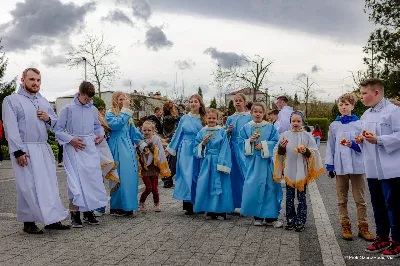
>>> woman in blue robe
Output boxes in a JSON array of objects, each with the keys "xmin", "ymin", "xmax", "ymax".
[
  {"xmin": 239, "ymin": 103, "xmax": 282, "ymax": 227},
  {"xmin": 194, "ymin": 109, "xmax": 233, "ymax": 219},
  {"xmin": 226, "ymin": 93, "xmax": 252, "ymax": 210},
  {"xmin": 166, "ymin": 94, "xmax": 205, "ymax": 214},
  {"xmin": 105, "ymin": 92, "xmax": 144, "ymax": 216}
]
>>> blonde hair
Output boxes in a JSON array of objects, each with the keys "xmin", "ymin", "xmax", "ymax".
[
  {"xmin": 111, "ymin": 91, "xmax": 133, "ymax": 125},
  {"xmin": 206, "ymin": 108, "xmax": 220, "ymax": 119},
  {"xmin": 190, "ymin": 94, "xmax": 207, "ymax": 126},
  {"xmin": 98, "ymin": 112, "xmax": 111, "ymax": 134},
  {"xmin": 251, "ymin": 102, "xmax": 268, "ymax": 120},
  {"xmin": 338, "ymin": 93, "xmax": 356, "ymax": 105},
  {"xmin": 234, "ymin": 93, "xmax": 247, "ymax": 103},
  {"xmin": 142, "ymin": 120, "xmax": 156, "ymax": 132},
  {"xmin": 389, "ymin": 99, "xmax": 400, "ymax": 107}
]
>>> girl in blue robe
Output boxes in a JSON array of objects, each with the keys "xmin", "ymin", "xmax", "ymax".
[
  {"xmin": 194, "ymin": 109, "xmax": 233, "ymax": 219},
  {"xmin": 239, "ymin": 103, "xmax": 282, "ymax": 227},
  {"xmin": 166, "ymin": 94, "xmax": 205, "ymax": 214},
  {"xmin": 226, "ymin": 93, "xmax": 253, "ymax": 210},
  {"xmin": 105, "ymin": 92, "xmax": 145, "ymax": 216}
]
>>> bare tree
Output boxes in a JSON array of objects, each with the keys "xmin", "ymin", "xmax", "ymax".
[
  {"xmin": 213, "ymin": 55, "xmax": 273, "ymax": 102},
  {"xmin": 66, "ymin": 32, "xmax": 119, "ymax": 99},
  {"xmin": 293, "ymin": 76, "xmax": 316, "ymax": 118}
]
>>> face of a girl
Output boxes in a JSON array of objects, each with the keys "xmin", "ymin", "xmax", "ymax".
[
  {"xmin": 234, "ymin": 95, "xmax": 245, "ymax": 109},
  {"xmin": 291, "ymin": 114, "xmax": 303, "ymax": 131},
  {"xmin": 206, "ymin": 112, "xmax": 218, "ymax": 127},
  {"xmin": 117, "ymin": 94, "xmax": 126, "ymax": 108},
  {"xmin": 190, "ymin": 97, "xmax": 200, "ymax": 112},
  {"xmin": 142, "ymin": 124, "xmax": 154, "ymax": 139},
  {"xmin": 251, "ymin": 106, "xmax": 265, "ymax": 123}
]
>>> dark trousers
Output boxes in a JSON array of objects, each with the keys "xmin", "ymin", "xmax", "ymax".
[
  {"xmin": 0, "ymin": 138, "xmax": 3, "ymax": 161},
  {"xmin": 286, "ymin": 185, "xmax": 307, "ymax": 225},
  {"xmin": 368, "ymin": 178, "xmax": 400, "ymax": 242},
  {"xmin": 58, "ymin": 144, "xmax": 63, "ymax": 164},
  {"xmin": 140, "ymin": 176, "xmax": 160, "ymax": 204}
]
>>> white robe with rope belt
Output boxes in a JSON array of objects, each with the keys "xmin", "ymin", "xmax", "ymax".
[{"xmin": 2, "ymin": 86, "xmax": 68, "ymax": 224}]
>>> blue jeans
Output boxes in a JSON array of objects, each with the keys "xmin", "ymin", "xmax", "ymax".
[
  {"xmin": 314, "ymin": 136, "xmax": 321, "ymax": 149},
  {"xmin": 286, "ymin": 185, "xmax": 307, "ymax": 225},
  {"xmin": 367, "ymin": 178, "xmax": 400, "ymax": 242}
]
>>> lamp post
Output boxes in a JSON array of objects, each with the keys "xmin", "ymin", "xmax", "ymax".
[{"xmin": 82, "ymin": 57, "xmax": 87, "ymax": 81}]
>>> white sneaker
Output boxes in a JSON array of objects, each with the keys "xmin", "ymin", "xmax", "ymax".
[
  {"xmin": 271, "ymin": 220, "xmax": 283, "ymax": 228},
  {"xmin": 58, "ymin": 162, "xmax": 63, "ymax": 167},
  {"xmin": 92, "ymin": 211, "xmax": 104, "ymax": 217},
  {"xmin": 253, "ymin": 220, "xmax": 264, "ymax": 226}
]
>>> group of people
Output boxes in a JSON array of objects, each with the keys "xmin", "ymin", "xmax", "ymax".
[{"xmin": 2, "ymin": 67, "xmax": 400, "ymax": 258}]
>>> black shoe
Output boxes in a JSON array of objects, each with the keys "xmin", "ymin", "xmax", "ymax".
[
  {"xmin": 83, "ymin": 211, "xmax": 99, "ymax": 225},
  {"xmin": 206, "ymin": 212, "xmax": 217, "ymax": 219},
  {"xmin": 185, "ymin": 211, "xmax": 194, "ymax": 215},
  {"xmin": 44, "ymin": 221, "xmax": 71, "ymax": 230},
  {"xmin": 70, "ymin": 211, "xmax": 83, "ymax": 228},
  {"xmin": 23, "ymin": 222, "xmax": 44, "ymax": 234},
  {"xmin": 121, "ymin": 210, "xmax": 133, "ymax": 217},
  {"xmin": 285, "ymin": 222, "xmax": 295, "ymax": 230},
  {"xmin": 218, "ymin": 213, "xmax": 227, "ymax": 220},
  {"xmin": 295, "ymin": 224, "xmax": 305, "ymax": 232},
  {"xmin": 110, "ymin": 209, "xmax": 124, "ymax": 216}
]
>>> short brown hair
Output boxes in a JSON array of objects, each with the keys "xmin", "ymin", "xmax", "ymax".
[
  {"xmin": 154, "ymin": 107, "xmax": 161, "ymax": 113},
  {"xmin": 338, "ymin": 93, "xmax": 356, "ymax": 105},
  {"xmin": 389, "ymin": 99, "xmax": 400, "ymax": 107},
  {"xmin": 268, "ymin": 109, "xmax": 279, "ymax": 115},
  {"xmin": 22, "ymin": 68, "xmax": 40, "ymax": 78},
  {"xmin": 79, "ymin": 81, "xmax": 96, "ymax": 97},
  {"xmin": 277, "ymin": 95, "xmax": 288, "ymax": 103},
  {"xmin": 360, "ymin": 78, "xmax": 384, "ymax": 93}
]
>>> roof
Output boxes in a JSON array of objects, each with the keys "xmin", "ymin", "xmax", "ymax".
[{"xmin": 227, "ymin": 88, "xmax": 265, "ymax": 95}]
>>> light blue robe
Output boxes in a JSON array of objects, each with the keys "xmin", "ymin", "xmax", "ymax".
[
  {"xmin": 54, "ymin": 94, "xmax": 108, "ymax": 212},
  {"xmin": 239, "ymin": 121, "xmax": 282, "ymax": 218},
  {"xmin": 193, "ymin": 126, "xmax": 233, "ymax": 213},
  {"xmin": 166, "ymin": 113, "xmax": 203, "ymax": 202},
  {"xmin": 106, "ymin": 107, "xmax": 144, "ymax": 211},
  {"xmin": 225, "ymin": 112, "xmax": 252, "ymax": 208}
]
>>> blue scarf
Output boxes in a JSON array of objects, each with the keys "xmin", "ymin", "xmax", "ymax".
[{"xmin": 335, "ymin": 114, "xmax": 359, "ymax": 124}]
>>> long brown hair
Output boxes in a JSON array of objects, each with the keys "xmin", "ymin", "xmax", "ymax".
[
  {"xmin": 190, "ymin": 94, "xmax": 206, "ymax": 126},
  {"xmin": 111, "ymin": 91, "xmax": 133, "ymax": 125},
  {"xmin": 98, "ymin": 112, "xmax": 111, "ymax": 134},
  {"xmin": 163, "ymin": 101, "xmax": 177, "ymax": 116}
]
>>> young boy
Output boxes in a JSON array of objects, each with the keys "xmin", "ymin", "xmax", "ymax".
[
  {"xmin": 325, "ymin": 93, "xmax": 374, "ymax": 241},
  {"xmin": 358, "ymin": 78, "xmax": 400, "ymax": 258},
  {"xmin": 268, "ymin": 109, "xmax": 279, "ymax": 128},
  {"xmin": 54, "ymin": 81, "xmax": 108, "ymax": 228}
]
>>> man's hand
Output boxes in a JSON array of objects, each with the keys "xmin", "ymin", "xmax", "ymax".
[
  {"xmin": 70, "ymin": 138, "xmax": 86, "ymax": 152},
  {"xmin": 365, "ymin": 133, "xmax": 378, "ymax": 144},
  {"xmin": 202, "ymin": 134, "xmax": 211, "ymax": 146},
  {"xmin": 95, "ymin": 135, "xmax": 104, "ymax": 146},
  {"xmin": 255, "ymin": 143, "xmax": 262, "ymax": 151},
  {"xmin": 37, "ymin": 110, "xmax": 50, "ymax": 122},
  {"xmin": 226, "ymin": 124, "xmax": 234, "ymax": 133},
  {"xmin": 17, "ymin": 153, "xmax": 30, "ymax": 167}
]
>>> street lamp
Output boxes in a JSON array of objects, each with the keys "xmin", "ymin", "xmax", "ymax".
[{"xmin": 82, "ymin": 57, "xmax": 87, "ymax": 81}]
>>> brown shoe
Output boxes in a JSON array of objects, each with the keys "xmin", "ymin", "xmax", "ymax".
[
  {"xmin": 358, "ymin": 221, "xmax": 374, "ymax": 242},
  {"xmin": 23, "ymin": 222, "xmax": 44, "ymax": 234},
  {"xmin": 341, "ymin": 221, "xmax": 353, "ymax": 240}
]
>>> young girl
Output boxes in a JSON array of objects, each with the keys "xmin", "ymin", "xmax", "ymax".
[
  {"xmin": 239, "ymin": 103, "xmax": 281, "ymax": 227},
  {"xmin": 105, "ymin": 92, "xmax": 144, "ymax": 216},
  {"xmin": 225, "ymin": 93, "xmax": 252, "ymax": 211},
  {"xmin": 94, "ymin": 110, "xmax": 120, "ymax": 217},
  {"xmin": 166, "ymin": 94, "xmax": 205, "ymax": 215},
  {"xmin": 194, "ymin": 109, "xmax": 233, "ymax": 219},
  {"xmin": 274, "ymin": 111, "xmax": 324, "ymax": 232},
  {"xmin": 312, "ymin": 124, "xmax": 323, "ymax": 149},
  {"xmin": 137, "ymin": 121, "xmax": 171, "ymax": 212}
]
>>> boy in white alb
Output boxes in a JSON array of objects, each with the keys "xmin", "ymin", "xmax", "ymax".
[{"xmin": 357, "ymin": 78, "xmax": 400, "ymax": 258}]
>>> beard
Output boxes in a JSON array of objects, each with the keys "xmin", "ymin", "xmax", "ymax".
[{"xmin": 24, "ymin": 83, "xmax": 40, "ymax": 94}]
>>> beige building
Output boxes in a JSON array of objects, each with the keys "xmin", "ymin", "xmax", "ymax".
[
  {"xmin": 225, "ymin": 88, "xmax": 271, "ymax": 108},
  {"xmin": 55, "ymin": 90, "xmax": 167, "ymax": 119}
]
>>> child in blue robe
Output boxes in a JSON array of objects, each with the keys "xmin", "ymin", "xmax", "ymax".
[
  {"xmin": 239, "ymin": 103, "xmax": 281, "ymax": 227},
  {"xmin": 225, "ymin": 93, "xmax": 252, "ymax": 211},
  {"xmin": 166, "ymin": 94, "xmax": 205, "ymax": 214},
  {"xmin": 194, "ymin": 108, "xmax": 233, "ymax": 219}
]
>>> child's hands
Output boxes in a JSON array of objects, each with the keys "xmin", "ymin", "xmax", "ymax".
[
  {"xmin": 146, "ymin": 138, "xmax": 153, "ymax": 146},
  {"xmin": 202, "ymin": 134, "xmax": 211, "ymax": 146},
  {"xmin": 354, "ymin": 135, "xmax": 363, "ymax": 144},
  {"xmin": 340, "ymin": 138, "xmax": 351, "ymax": 147},
  {"xmin": 70, "ymin": 137, "xmax": 85, "ymax": 152},
  {"xmin": 364, "ymin": 133, "xmax": 377, "ymax": 144},
  {"xmin": 255, "ymin": 143, "xmax": 262, "ymax": 150},
  {"xmin": 279, "ymin": 138, "xmax": 288, "ymax": 147},
  {"xmin": 249, "ymin": 135, "xmax": 257, "ymax": 143},
  {"xmin": 226, "ymin": 124, "xmax": 234, "ymax": 133},
  {"xmin": 143, "ymin": 147, "xmax": 150, "ymax": 155},
  {"xmin": 95, "ymin": 135, "xmax": 104, "ymax": 146},
  {"xmin": 295, "ymin": 145, "xmax": 306, "ymax": 154}
]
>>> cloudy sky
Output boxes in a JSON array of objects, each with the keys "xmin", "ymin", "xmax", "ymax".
[{"xmin": 0, "ymin": 0, "xmax": 374, "ymax": 103}]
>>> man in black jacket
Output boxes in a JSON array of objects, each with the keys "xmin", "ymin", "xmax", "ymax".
[{"xmin": 148, "ymin": 107, "xmax": 163, "ymax": 134}]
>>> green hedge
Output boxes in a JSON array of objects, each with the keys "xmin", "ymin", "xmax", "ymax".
[
  {"xmin": 305, "ymin": 118, "xmax": 329, "ymax": 141},
  {"xmin": 50, "ymin": 144, "xmax": 59, "ymax": 159},
  {"xmin": 1, "ymin": 145, "xmax": 10, "ymax": 159}
]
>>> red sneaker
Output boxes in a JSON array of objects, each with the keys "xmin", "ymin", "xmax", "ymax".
[
  {"xmin": 365, "ymin": 236, "xmax": 391, "ymax": 253},
  {"xmin": 382, "ymin": 241, "xmax": 400, "ymax": 258}
]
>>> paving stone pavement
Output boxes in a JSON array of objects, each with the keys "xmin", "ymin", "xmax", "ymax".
[{"xmin": 0, "ymin": 143, "xmax": 399, "ymax": 265}]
